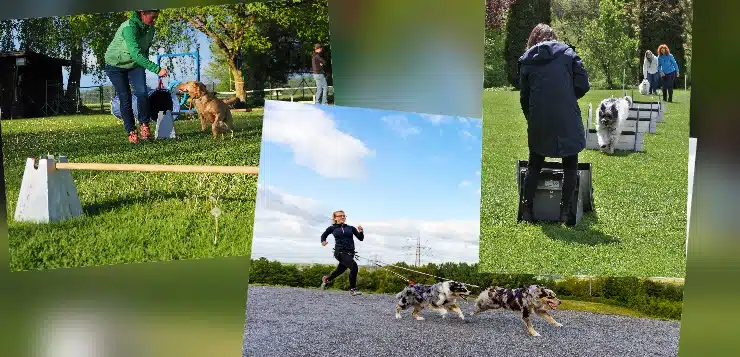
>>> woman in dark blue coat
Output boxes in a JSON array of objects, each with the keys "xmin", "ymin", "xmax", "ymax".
[
  {"xmin": 319, "ymin": 210, "xmax": 365, "ymax": 296},
  {"xmin": 518, "ymin": 23, "xmax": 590, "ymax": 226}
]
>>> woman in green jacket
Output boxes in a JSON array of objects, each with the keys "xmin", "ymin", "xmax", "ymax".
[{"xmin": 104, "ymin": 9, "xmax": 168, "ymax": 143}]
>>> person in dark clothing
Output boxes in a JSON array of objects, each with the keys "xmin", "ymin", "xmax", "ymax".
[
  {"xmin": 320, "ymin": 210, "xmax": 364, "ymax": 296},
  {"xmin": 311, "ymin": 43, "xmax": 328, "ymax": 105},
  {"xmin": 517, "ymin": 23, "xmax": 590, "ymax": 226}
]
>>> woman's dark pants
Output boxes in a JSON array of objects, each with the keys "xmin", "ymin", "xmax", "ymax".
[
  {"xmin": 105, "ymin": 64, "xmax": 150, "ymax": 133},
  {"xmin": 521, "ymin": 151, "xmax": 578, "ymax": 224},
  {"xmin": 327, "ymin": 250, "xmax": 359, "ymax": 289},
  {"xmin": 662, "ymin": 71, "xmax": 677, "ymax": 102}
]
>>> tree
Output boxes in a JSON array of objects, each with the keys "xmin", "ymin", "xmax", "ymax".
[
  {"xmin": 503, "ymin": 0, "xmax": 552, "ymax": 88},
  {"xmin": 580, "ymin": 0, "xmax": 640, "ymax": 88},
  {"xmin": 64, "ymin": 12, "xmax": 130, "ymax": 99},
  {"xmin": 486, "ymin": 0, "xmax": 517, "ymax": 30},
  {"xmin": 638, "ymin": 0, "xmax": 686, "ymax": 83},
  {"xmin": 156, "ymin": 4, "xmax": 256, "ymax": 104},
  {"xmin": 156, "ymin": 1, "xmax": 329, "ymax": 105},
  {"xmin": 550, "ymin": 0, "xmax": 600, "ymax": 46},
  {"xmin": 679, "ymin": 0, "xmax": 692, "ymax": 85},
  {"xmin": 0, "ymin": 20, "xmax": 16, "ymax": 52},
  {"xmin": 484, "ymin": 0, "xmax": 516, "ymax": 88},
  {"xmin": 204, "ymin": 41, "xmax": 233, "ymax": 92},
  {"xmin": 9, "ymin": 13, "xmax": 127, "ymax": 105}
]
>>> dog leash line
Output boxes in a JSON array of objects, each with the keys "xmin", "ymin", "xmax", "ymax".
[{"xmin": 353, "ymin": 254, "xmax": 481, "ymax": 289}]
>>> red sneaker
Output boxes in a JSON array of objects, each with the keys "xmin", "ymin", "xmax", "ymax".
[
  {"xmin": 139, "ymin": 122, "xmax": 152, "ymax": 140},
  {"xmin": 128, "ymin": 130, "xmax": 139, "ymax": 144}
]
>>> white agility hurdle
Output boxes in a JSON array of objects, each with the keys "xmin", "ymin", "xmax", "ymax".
[
  {"xmin": 585, "ymin": 103, "xmax": 646, "ymax": 152},
  {"xmin": 630, "ymin": 100, "xmax": 665, "ymax": 123},
  {"xmin": 154, "ymin": 110, "xmax": 177, "ymax": 139},
  {"xmin": 14, "ymin": 155, "xmax": 259, "ymax": 224}
]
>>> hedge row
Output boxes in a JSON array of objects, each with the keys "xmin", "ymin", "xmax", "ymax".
[{"xmin": 248, "ymin": 258, "xmax": 684, "ymax": 320}]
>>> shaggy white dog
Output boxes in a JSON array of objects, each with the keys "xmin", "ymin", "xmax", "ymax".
[
  {"xmin": 596, "ymin": 96, "xmax": 633, "ymax": 154},
  {"xmin": 639, "ymin": 79, "xmax": 650, "ymax": 95}
]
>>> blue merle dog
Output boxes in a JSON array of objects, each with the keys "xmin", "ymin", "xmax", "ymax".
[
  {"xmin": 472, "ymin": 285, "xmax": 563, "ymax": 336},
  {"xmin": 394, "ymin": 281, "xmax": 472, "ymax": 321}
]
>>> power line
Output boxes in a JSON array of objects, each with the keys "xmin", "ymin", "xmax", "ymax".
[{"xmin": 400, "ymin": 232, "xmax": 432, "ymax": 267}]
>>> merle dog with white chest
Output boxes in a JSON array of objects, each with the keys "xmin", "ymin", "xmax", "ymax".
[
  {"xmin": 394, "ymin": 281, "xmax": 472, "ymax": 321},
  {"xmin": 472, "ymin": 284, "xmax": 562, "ymax": 336}
]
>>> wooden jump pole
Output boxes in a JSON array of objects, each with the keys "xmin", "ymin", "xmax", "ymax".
[
  {"xmin": 14, "ymin": 155, "xmax": 259, "ymax": 224},
  {"xmin": 54, "ymin": 162, "xmax": 259, "ymax": 175}
]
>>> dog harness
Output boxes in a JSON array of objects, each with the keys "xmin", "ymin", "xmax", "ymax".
[{"xmin": 413, "ymin": 284, "xmax": 432, "ymax": 298}]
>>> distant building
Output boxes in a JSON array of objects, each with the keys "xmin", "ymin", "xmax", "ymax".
[{"xmin": 0, "ymin": 51, "xmax": 73, "ymax": 119}]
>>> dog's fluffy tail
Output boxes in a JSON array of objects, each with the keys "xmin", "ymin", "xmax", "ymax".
[
  {"xmin": 222, "ymin": 97, "xmax": 239, "ymax": 106},
  {"xmin": 617, "ymin": 97, "xmax": 631, "ymax": 125},
  {"xmin": 623, "ymin": 95, "xmax": 634, "ymax": 108}
]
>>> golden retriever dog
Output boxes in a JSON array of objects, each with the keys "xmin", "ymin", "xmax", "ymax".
[{"xmin": 175, "ymin": 81, "xmax": 236, "ymax": 137}]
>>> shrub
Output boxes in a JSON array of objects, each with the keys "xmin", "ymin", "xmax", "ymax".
[{"xmin": 247, "ymin": 258, "xmax": 683, "ymax": 320}]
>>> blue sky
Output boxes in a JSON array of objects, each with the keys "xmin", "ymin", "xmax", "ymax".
[{"xmin": 251, "ymin": 100, "xmax": 482, "ymax": 265}]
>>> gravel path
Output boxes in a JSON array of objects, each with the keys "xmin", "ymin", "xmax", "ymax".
[{"xmin": 243, "ymin": 286, "xmax": 680, "ymax": 357}]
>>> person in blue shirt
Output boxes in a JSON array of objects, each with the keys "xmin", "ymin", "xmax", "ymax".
[
  {"xmin": 319, "ymin": 210, "xmax": 365, "ymax": 296},
  {"xmin": 657, "ymin": 44, "xmax": 680, "ymax": 102}
]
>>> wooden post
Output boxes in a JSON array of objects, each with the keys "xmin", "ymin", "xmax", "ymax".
[{"xmin": 55, "ymin": 162, "xmax": 259, "ymax": 175}]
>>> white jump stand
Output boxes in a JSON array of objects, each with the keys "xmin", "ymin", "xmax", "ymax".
[
  {"xmin": 630, "ymin": 100, "xmax": 665, "ymax": 123},
  {"xmin": 14, "ymin": 155, "xmax": 83, "ymax": 223},
  {"xmin": 155, "ymin": 110, "xmax": 176, "ymax": 139}
]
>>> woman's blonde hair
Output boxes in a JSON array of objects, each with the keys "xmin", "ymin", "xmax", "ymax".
[
  {"xmin": 645, "ymin": 50, "xmax": 654, "ymax": 62},
  {"xmin": 332, "ymin": 210, "xmax": 345, "ymax": 224}
]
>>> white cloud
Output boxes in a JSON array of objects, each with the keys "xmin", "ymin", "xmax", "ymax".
[
  {"xmin": 460, "ymin": 130, "xmax": 476, "ymax": 141},
  {"xmin": 458, "ymin": 180, "xmax": 472, "ymax": 188},
  {"xmin": 420, "ymin": 114, "xmax": 448, "ymax": 125},
  {"xmin": 382, "ymin": 115, "xmax": 421, "ymax": 138},
  {"xmin": 251, "ymin": 186, "xmax": 479, "ymax": 265},
  {"xmin": 262, "ymin": 101, "xmax": 376, "ymax": 179}
]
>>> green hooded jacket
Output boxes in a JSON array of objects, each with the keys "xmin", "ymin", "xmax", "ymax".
[{"xmin": 104, "ymin": 12, "xmax": 161, "ymax": 73}]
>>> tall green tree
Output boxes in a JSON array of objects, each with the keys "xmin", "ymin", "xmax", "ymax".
[
  {"xmin": 65, "ymin": 13, "xmax": 129, "ymax": 97},
  {"xmin": 0, "ymin": 20, "xmax": 16, "ymax": 52},
  {"xmin": 484, "ymin": 0, "xmax": 516, "ymax": 88},
  {"xmin": 204, "ymin": 41, "xmax": 233, "ymax": 92},
  {"xmin": 156, "ymin": 4, "xmax": 256, "ymax": 103},
  {"xmin": 157, "ymin": 1, "xmax": 329, "ymax": 105},
  {"xmin": 580, "ymin": 0, "xmax": 640, "ymax": 88},
  {"xmin": 679, "ymin": 0, "xmax": 692, "ymax": 85},
  {"xmin": 638, "ymin": 0, "xmax": 685, "ymax": 82},
  {"xmin": 503, "ymin": 0, "xmax": 552, "ymax": 88},
  {"xmin": 550, "ymin": 0, "xmax": 600, "ymax": 46}
]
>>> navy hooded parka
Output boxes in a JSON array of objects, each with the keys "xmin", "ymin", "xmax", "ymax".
[{"xmin": 518, "ymin": 40, "xmax": 590, "ymax": 158}]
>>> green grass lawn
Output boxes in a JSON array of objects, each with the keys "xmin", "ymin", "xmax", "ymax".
[
  {"xmin": 2, "ymin": 111, "xmax": 263, "ymax": 271},
  {"xmin": 480, "ymin": 89, "xmax": 689, "ymax": 278}
]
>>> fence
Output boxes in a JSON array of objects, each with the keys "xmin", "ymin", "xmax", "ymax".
[{"xmin": 11, "ymin": 74, "xmax": 333, "ymax": 119}]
